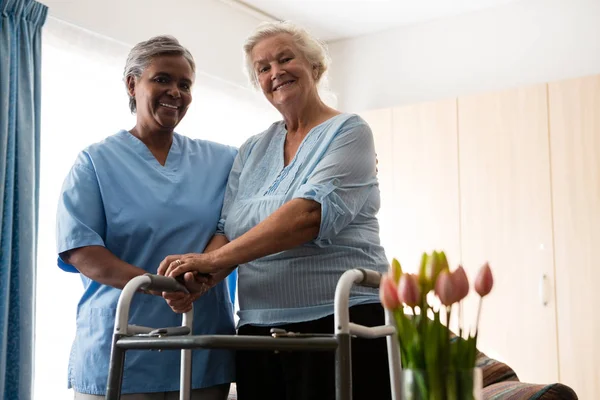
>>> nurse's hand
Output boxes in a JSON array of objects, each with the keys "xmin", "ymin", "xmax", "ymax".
[
  {"xmin": 162, "ymin": 291, "xmax": 202, "ymax": 313},
  {"xmin": 162, "ymin": 272, "xmax": 215, "ymax": 312},
  {"xmin": 158, "ymin": 253, "xmax": 219, "ymax": 278},
  {"xmin": 181, "ymin": 270, "xmax": 215, "ymax": 294}
]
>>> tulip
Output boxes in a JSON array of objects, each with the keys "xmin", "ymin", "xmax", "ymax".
[
  {"xmin": 435, "ymin": 271, "xmax": 457, "ymax": 306},
  {"xmin": 385, "ymin": 252, "xmax": 496, "ymax": 387},
  {"xmin": 398, "ymin": 273, "xmax": 420, "ymax": 308},
  {"xmin": 379, "ymin": 274, "xmax": 401, "ymax": 309},
  {"xmin": 452, "ymin": 265, "xmax": 470, "ymax": 302},
  {"xmin": 418, "ymin": 252, "xmax": 430, "ymax": 288},
  {"xmin": 419, "ymin": 251, "xmax": 450, "ymax": 293},
  {"xmin": 390, "ymin": 258, "xmax": 403, "ymax": 283},
  {"xmin": 474, "ymin": 263, "xmax": 494, "ymax": 336},
  {"xmin": 435, "ymin": 251, "xmax": 450, "ymax": 273},
  {"xmin": 475, "ymin": 262, "xmax": 494, "ymax": 297}
]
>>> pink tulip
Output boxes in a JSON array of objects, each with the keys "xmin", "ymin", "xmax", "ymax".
[
  {"xmin": 435, "ymin": 271, "xmax": 457, "ymax": 306},
  {"xmin": 451, "ymin": 265, "xmax": 470, "ymax": 302},
  {"xmin": 379, "ymin": 274, "xmax": 401, "ymax": 309},
  {"xmin": 398, "ymin": 274, "xmax": 420, "ymax": 308},
  {"xmin": 475, "ymin": 263, "xmax": 494, "ymax": 297}
]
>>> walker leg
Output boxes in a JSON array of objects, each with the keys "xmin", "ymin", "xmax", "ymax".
[
  {"xmin": 385, "ymin": 310, "xmax": 401, "ymax": 400},
  {"xmin": 106, "ymin": 335, "xmax": 126, "ymax": 400},
  {"xmin": 335, "ymin": 333, "xmax": 352, "ymax": 400},
  {"xmin": 180, "ymin": 348, "xmax": 192, "ymax": 400}
]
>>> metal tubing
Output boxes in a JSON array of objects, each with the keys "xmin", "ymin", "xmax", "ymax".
[
  {"xmin": 180, "ymin": 310, "xmax": 193, "ymax": 400},
  {"xmin": 116, "ymin": 335, "xmax": 338, "ymax": 351},
  {"xmin": 334, "ymin": 269, "xmax": 364, "ymax": 335},
  {"xmin": 115, "ymin": 275, "xmax": 151, "ymax": 336},
  {"xmin": 348, "ymin": 322, "xmax": 396, "ymax": 339},
  {"xmin": 105, "ymin": 334, "xmax": 126, "ymax": 400},
  {"xmin": 385, "ymin": 309, "xmax": 402, "ymax": 400},
  {"xmin": 335, "ymin": 333, "xmax": 352, "ymax": 400}
]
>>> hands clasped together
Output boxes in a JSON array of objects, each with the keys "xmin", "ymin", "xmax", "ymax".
[{"xmin": 156, "ymin": 253, "xmax": 221, "ymax": 313}]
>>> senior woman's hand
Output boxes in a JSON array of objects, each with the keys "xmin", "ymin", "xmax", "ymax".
[{"xmin": 158, "ymin": 253, "xmax": 221, "ymax": 279}]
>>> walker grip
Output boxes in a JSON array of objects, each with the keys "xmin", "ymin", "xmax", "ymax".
[
  {"xmin": 142, "ymin": 273, "xmax": 188, "ymax": 293},
  {"xmin": 356, "ymin": 268, "xmax": 381, "ymax": 288}
]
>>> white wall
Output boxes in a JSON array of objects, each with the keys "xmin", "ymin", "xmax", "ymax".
[
  {"xmin": 328, "ymin": 0, "xmax": 600, "ymax": 112},
  {"xmin": 41, "ymin": 0, "xmax": 271, "ymax": 91}
]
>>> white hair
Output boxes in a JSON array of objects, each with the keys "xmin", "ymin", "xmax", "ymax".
[
  {"xmin": 123, "ymin": 35, "xmax": 195, "ymax": 113},
  {"xmin": 243, "ymin": 21, "xmax": 331, "ymax": 90}
]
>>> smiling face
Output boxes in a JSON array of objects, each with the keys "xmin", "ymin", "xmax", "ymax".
[
  {"xmin": 251, "ymin": 33, "xmax": 318, "ymax": 110},
  {"xmin": 127, "ymin": 54, "xmax": 193, "ymax": 132}
]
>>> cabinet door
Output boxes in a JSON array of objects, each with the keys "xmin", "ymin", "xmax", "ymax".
[
  {"xmin": 360, "ymin": 108, "xmax": 395, "ymax": 260},
  {"xmin": 458, "ymin": 84, "xmax": 559, "ymax": 384},
  {"xmin": 389, "ymin": 99, "xmax": 461, "ymax": 273},
  {"xmin": 549, "ymin": 74, "xmax": 600, "ymax": 399}
]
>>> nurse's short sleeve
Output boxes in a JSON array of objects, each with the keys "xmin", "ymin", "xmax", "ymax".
[{"xmin": 56, "ymin": 152, "xmax": 106, "ymax": 272}]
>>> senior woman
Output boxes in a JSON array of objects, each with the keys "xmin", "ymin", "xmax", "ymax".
[
  {"xmin": 159, "ymin": 22, "xmax": 392, "ymax": 399},
  {"xmin": 56, "ymin": 35, "xmax": 236, "ymax": 399}
]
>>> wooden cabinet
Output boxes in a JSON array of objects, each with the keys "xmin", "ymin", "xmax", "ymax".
[
  {"xmin": 360, "ymin": 108, "xmax": 396, "ymax": 259},
  {"xmin": 389, "ymin": 100, "xmax": 462, "ymax": 273},
  {"xmin": 360, "ymin": 75, "xmax": 600, "ymax": 397},
  {"xmin": 457, "ymin": 84, "xmax": 559, "ymax": 384},
  {"xmin": 361, "ymin": 100, "xmax": 461, "ymax": 273},
  {"xmin": 548, "ymin": 75, "xmax": 600, "ymax": 399}
]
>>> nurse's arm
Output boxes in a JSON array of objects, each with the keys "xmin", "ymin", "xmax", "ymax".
[{"xmin": 61, "ymin": 245, "xmax": 150, "ymax": 290}]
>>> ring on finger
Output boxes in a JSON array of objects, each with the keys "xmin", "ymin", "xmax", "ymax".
[{"xmin": 175, "ymin": 259, "xmax": 182, "ymax": 266}]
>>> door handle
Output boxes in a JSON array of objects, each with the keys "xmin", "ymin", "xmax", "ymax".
[{"xmin": 539, "ymin": 274, "xmax": 549, "ymax": 306}]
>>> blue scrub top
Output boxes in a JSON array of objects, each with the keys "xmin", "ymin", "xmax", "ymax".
[{"xmin": 56, "ymin": 130, "xmax": 237, "ymax": 395}]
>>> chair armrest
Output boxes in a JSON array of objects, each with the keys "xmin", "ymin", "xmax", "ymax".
[{"xmin": 483, "ymin": 381, "xmax": 578, "ymax": 400}]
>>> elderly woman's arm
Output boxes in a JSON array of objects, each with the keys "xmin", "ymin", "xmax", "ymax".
[
  {"xmin": 214, "ymin": 198, "xmax": 321, "ymax": 266},
  {"xmin": 159, "ymin": 198, "xmax": 320, "ymax": 276}
]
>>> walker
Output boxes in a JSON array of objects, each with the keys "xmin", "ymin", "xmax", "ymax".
[{"xmin": 105, "ymin": 269, "xmax": 402, "ymax": 400}]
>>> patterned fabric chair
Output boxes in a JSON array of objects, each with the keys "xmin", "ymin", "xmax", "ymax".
[
  {"xmin": 477, "ymin": 350, "xmax": 578, "ymax": 399},
  {"xmin": 227, "ymin": 351, "xmax": 578, "ymax": 400},
  {"xmin": 226, "ymin": 326, "xmax": 577, "ymax": 399}
]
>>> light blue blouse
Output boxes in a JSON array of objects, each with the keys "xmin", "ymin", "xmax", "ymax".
[
  {"xmin": 218, "ymin": 113, "xmax": 388, "ymax": 327},
  {"xmin": 56, "ymin": 131, "xmax": 237, "ymax": 395}
]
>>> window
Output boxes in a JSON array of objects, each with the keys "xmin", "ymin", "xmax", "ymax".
[{"xmin": 35, "ymin": 18, "xmax": 277, "ymax": 400}]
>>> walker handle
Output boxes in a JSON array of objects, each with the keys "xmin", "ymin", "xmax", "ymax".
[
  {"xmin": 142, "ymin": 273, "xmax": 188, "ymax": 293},
  {"xmin": 355, "ymin": 268, "xmax": 382, "ymax": 288}
]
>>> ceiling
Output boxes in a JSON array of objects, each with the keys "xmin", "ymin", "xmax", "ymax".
[{"xmin": 236, "ymin": 0, "xmax": 522, "ymax": 41}]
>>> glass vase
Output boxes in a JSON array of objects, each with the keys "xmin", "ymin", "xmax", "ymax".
[{"xmin": 400, "ymin": 368, "xmax": 483, "ymax": 400}]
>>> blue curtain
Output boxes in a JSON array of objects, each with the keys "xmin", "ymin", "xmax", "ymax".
[{"xmin": 0, "ymin": 1, "xmax": 47, "ymax": 399}]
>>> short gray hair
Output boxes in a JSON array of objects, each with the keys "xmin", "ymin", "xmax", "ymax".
[
  {"xmin": 243, "ymin": 21, "xmax": 331, "ymax": 90},
  {"xmin": 123, "ymin": 35, "xmax": 195, "ymax": 113}
]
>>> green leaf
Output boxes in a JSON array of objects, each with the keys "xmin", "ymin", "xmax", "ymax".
[
  {"xmin": 436, "ymin": 251, "xmax": 450, "ymax": 274},
  {"xmin": 418, "ymin": 252, "xmax": 431, "ymax": 293},
  {"xmin": 391, "ymin": 258, "xmax": 403, "ymax": 283}
]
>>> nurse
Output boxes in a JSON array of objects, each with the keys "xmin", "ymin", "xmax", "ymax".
[{"xmin": 55, "ymin": 35, "xmax": 236, "ymax": 400}]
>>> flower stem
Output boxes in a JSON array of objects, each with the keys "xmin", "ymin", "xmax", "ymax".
[
  {"xmin": 475, "ymin": 296, "xmax": 483, "ymax": 337},
  {"xmin": 458, "ymin": 301, "xmax": 464, "ymax": 338}
]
